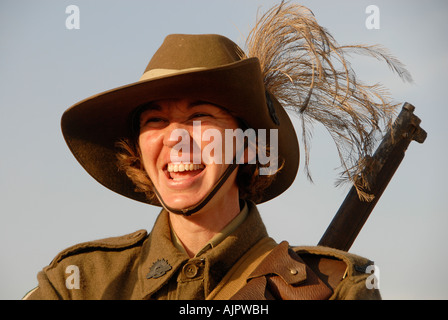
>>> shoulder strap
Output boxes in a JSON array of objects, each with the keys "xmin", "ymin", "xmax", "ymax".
[
  {"xmin": 293, "ymin": 245, "xmax": 374, "ymax": 279},
  {"xmin": 49, "ymin": 229, "xmax": 147, "ymax": 266},
  {"xmin": 206, "ymin": 237, "xmax": 277, "ymax": 300}
]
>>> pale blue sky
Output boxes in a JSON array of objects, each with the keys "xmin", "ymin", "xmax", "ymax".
[{"xmin": 1, "ymin": 0, "xmax": 447, "ymax": 299}]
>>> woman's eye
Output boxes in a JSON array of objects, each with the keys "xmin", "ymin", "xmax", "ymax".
[
  {"xmin": 141, "ymin": 117, "xmax": 166, "ymax": 127},
  {"xmin": 148, "ymin": 117, "xmax": 164, "ymax": 122},
  {"xmin": 190, "ymin": 113, "xmax": 211, "ymax": 119}
]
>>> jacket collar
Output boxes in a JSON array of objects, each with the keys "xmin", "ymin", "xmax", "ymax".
[
  {"xmin": 137, "ymin": 201, "xmax": 268, "ymax": 299},
  {"xmin": 138, "ymin": 210, "xmax": 188, "ymax": 299}
]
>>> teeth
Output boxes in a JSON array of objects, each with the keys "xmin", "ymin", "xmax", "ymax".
[{"xmin": 167, "ymin": 163, "xmax": 205, "ymax": 173}]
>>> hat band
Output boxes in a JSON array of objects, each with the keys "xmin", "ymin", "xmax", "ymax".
[{"xmin": 139, "ymin": 67, "xmax": 207, "ymax": 81}]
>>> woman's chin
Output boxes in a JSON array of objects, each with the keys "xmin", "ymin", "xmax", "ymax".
[{"xmin": 160, "ymin": 194, "xmax": 205, "ymax": 212}]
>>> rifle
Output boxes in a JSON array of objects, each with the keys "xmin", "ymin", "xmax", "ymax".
[{"xmin": 318, "ymin": 102, "xmax": 427, "ymax": 251}]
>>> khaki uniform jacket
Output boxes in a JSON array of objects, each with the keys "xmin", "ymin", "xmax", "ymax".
[{"xmin": 24, "ymin": 201, "xmax": 380, "ymax": 300}]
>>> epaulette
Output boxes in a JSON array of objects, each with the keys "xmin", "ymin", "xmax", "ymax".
[
  {"xmin": 292, "ymin": 245, "xmax": 374, "ymax": 287},
  {"xmin": 49, "ymin": 229, "xmax": 148, "ymax": 266}
]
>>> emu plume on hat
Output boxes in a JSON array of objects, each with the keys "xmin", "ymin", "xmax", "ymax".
[{"xmin": 61, "ymin": 2, "xmax": 411, "ymax": 205}]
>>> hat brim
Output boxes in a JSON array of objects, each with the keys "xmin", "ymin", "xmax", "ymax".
[{"xmin": 61, "ymin": 58, "xmax": 299, "ymax": 205}]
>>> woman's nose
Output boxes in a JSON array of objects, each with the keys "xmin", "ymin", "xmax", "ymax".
[
  {"xmin": 163, "ymin": 122, "xmax": 192, "ymax": 148},
  {"xmin": 163, "ymin": 122, "xmax": 202, "ymax": 163}
]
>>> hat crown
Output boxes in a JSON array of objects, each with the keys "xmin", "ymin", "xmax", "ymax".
[{"xmin": 144, "ymin": 34, "xmax": 245, "ymax": 72}]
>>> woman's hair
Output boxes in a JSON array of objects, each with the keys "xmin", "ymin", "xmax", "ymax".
[{"xmin": 115, "ymin": 109, "xmax": 283, "ymax": 204}]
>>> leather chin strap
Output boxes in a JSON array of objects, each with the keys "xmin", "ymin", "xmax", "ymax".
[
  {"xmin": 154, "ymin": 138, "xmax": 248, "ymax": 216},
  {"xmin": 153, "ymin": 161, "xmax": 239, "ymax": 216}
]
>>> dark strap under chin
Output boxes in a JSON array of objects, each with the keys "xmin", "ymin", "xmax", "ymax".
[
  {"xmin": 153, "ymin": 161, "xmax": 239, "ymax": 216},
  {"xmin": 155, "ymin": 136, "xmax": 249, "ymax": 216}
]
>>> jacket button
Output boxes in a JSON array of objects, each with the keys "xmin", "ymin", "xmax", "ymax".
[
  {"xmin": 290, "ymin": 268, "xmax": 298, "ymax": 275},
  {"xmin": 183, "ymin": 263, "xmax": 198, "ymax": 278}
]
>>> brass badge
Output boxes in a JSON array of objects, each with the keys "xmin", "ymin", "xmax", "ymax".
[{"xmin": 146, "ymin": 259, "xmax": 172, "ymax": 279}]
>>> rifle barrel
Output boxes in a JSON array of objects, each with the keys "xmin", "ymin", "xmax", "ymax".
[{"xmin": 318, "ymin": 103, "xmax": 427, "ymax": 251}]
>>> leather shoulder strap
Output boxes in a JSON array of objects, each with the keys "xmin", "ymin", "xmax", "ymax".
[
  {"xmin": 230, "ymin": 241, "xmax": 333, "ymax": 300},
  {"xmin": 206, "ymin": 237, "xmax": 277, "ymax": 300}
]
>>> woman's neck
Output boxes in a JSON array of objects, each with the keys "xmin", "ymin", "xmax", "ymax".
[{"xmin": 168, "ymin": 196, "xmax": 241, "ymax": 258}]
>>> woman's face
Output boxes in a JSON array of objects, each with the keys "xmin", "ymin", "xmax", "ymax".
[{"xmin": 138, "ymin": 98, "xmax": 240, "ymax": 212}]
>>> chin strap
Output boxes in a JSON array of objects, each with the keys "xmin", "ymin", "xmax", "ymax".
[
  {"xmin": 154, "ymin": 137, "xmax": 249, "ymax": 216},
  {"xmin": 153, "ymin": 161, "xmax": 239, "ymax": 216}
]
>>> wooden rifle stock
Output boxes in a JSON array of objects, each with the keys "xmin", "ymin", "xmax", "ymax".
[{"xmin": 318, "ymin": 103, "xmax": 427, "ymax": 251}]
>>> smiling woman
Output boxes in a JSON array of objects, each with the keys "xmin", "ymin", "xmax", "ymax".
[{"xmin": 23, "ymin": 2, "xmax": 409, "ymax": 300}]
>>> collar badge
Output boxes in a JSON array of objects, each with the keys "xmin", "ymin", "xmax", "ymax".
[{"xmin": 146, "ymin": 258, "xmax": 172, "ymax": 279}]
